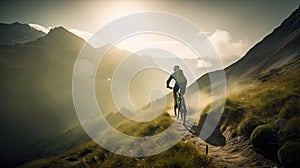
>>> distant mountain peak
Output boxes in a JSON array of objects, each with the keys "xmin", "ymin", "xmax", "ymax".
[
  {"xmin": 48, "ymin": 26, "xmax": 69, "ymax": 34},
  {"xmin": 31, "ymin": 25, "xmax": 85, "ymax": 48},
  {"xmin": 44, "ymin": 26, "xmax": 76, "ymax": 39},
  {"xmin": 9, "ymin": 22, "xmax": 31, "ymax": 29},
  {"xmin": 0, "ymin": 22, "xmax": 45, "ymax": 45},
  {"xmin": 11, "ymin": 21, "xmax": 22, "ymax": 25},
  {"xmin": 0, "ymin": 22, "xmax": 29, "ymax": 28}
]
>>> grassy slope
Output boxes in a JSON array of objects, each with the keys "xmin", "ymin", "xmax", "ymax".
[
  {"xmin": 194, "ymin": 7, "xmax": 300, "ymax": 166},
  {"xmin": 0, "ymin": 27, "xmax": 85, "ymax": 166},
  {"xmin": 21, "ymin": 112, "xmax": 213, "ymax": 168},
  {"xmin": 196, "ymin": 60, "xmax": 300, "ymax": 166},
  {"xmin": 20, "ymin": 55, "xmax": 300, "ymax": 168}
]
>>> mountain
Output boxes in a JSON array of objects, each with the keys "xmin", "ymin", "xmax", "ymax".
[
  {"xmin": 0, "ymin": 23, "xmax": 211, "ymax": 166},
  {"xmin": 0, "ymin": 25, "xmax": 155, "ymax": 167},
  {"xmin": 193, "ymin": 6, "xmax": 300, "ymax": 167},
  {"xmin": 196, "ymin": 5, "xmax": 300, "ymax": 92},
  {"xmin": 226, "ymin": 6, "xmax": 300, "ymax": 80},
  {"xmin": 0, "ymin": 22, "xmax": 45, "ymax": 45},
  {"xmin": 0, "ymin": 27, "xmax": 86, "ymax": 167}
]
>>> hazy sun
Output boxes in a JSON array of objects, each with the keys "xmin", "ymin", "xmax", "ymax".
[{"xmin": 98, "ymin": 1, "xmax": 143, "ymax": 26}]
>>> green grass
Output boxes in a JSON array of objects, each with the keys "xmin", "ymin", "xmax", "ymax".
[
  {"xmin": 278, "ymin": 97, "xmax": 300, "ymax": 119},
  {"xmin": 198, "ymin": 97, "xmax": 246, "ymax": 133},
  {"xmin": 239, "ymin": 117, "xmax": 264, "ymax": 137},
  {"xmin": 250, "ymin": 124, "xmax": 279, "ymax": 160},
  {"xmin": 196, "ymin": 65, "xmax": 300, "ymax": 166},
  {"xmin": 280, "ymin": 116, "xmax": 300, "ymax": 142}
]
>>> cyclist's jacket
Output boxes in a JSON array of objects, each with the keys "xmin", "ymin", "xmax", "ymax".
[{"xmin": 166, "ymin": 69, "xmax": 187, "ymax": 87}]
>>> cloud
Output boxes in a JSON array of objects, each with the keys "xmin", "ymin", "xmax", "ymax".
[
  {"xmin": 196, "ymin": 31, "xmax": 211, "ymax": 37},
  {"xmin": 68, "ymin": 29, "xmax": 93, "ymax": 41},
  {"xmin": 29, "ymin": 23, "xmax": 52, "ymax": 33},
  {"xmin": 29, "ymin": 23, "xmax": 248, "ymax": 68},
  {"xmin": 196, "ymin": 60, "xmax": 212, "ymax": 68},
  {"xmin": 207, "ymin": 29, "xmax": 249, "ymax": 67},
  {"xmin": 123, "ymin": 30, "xmax": 249, "ymax": 68}
]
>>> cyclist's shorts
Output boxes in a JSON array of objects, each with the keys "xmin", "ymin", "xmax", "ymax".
[{"xmin": 178, "ymin": 83, "xmax": 186, "ymax": 95}]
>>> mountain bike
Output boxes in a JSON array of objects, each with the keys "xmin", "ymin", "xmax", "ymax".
[{"xmin": 168, "ymin": 86, "xmax": 186, "ymax": 124}]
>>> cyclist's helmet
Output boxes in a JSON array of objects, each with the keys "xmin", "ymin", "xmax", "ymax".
[{"xmin": 173, "ymin": 65, "xmax": 180, "ymax": 71}]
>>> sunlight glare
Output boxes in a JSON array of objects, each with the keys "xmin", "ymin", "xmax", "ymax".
[{"xmin": 97, "ymin": 1, "xmax": 143, "ymax": 27}]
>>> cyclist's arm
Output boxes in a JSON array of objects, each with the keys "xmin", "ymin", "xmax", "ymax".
[{"xmin": 166, "ymin": 75, "xmax": 174, "ymax": 89}]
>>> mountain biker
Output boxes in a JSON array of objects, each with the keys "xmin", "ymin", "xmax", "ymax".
[{"xmin": 166, "ymin": 65, "xmax": 187, "ymax": 124}]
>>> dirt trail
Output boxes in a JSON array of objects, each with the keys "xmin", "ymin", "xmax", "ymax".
[
  {"xmin": 60, "ymin": 114, "xmax": 281, "ymax": 168},
  {"xmin": 172, "ymin": 116, "xmax": 281, "ymax": 168}
]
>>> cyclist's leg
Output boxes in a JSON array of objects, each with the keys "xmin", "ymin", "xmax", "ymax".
[
  {"xmin": 180, "ymin": 97, "xmax": 184, "ymax": 122},
  {"xmin": 173, "ymin": 92, "xmax": 178, "ymax": 116},
  {"xmin": 173, "ymin": 85, "xmax": 179, "ymax": 117},
  {"xmin": 181, "ymin": 97, "xmax": 187, "ymax": 124},
  {"xmin": 179, "ymin": 84, "xmax": 187, "ymax": 124},
  {"xmin": 177, "ymin": 92, "xmax": 181, "ymax": 119}
]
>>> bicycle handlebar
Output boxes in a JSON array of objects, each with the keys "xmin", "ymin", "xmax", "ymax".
[{"xmin": 167, "ymin": 86, "xmax": 173, "ymax": 89}]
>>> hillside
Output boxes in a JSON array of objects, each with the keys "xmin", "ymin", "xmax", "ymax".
[
  {"xmin": 0, "ymin": 22, "xmax": 45, "ymax": 45},
  {"xmin": 0, "ymin": 25, "xmax": 142, "ymax": 167},
  {"xmin": 20, "ymin": 112, "xmax": 213, "ymax": 168},
  {"xmin": 193, "ymin": 5, "xmax": 300, "ymax": 167},
  {"xmin": 0, "ymin": 27, "xmax": 86, "ymax": 167},
  {"xmin": 196, "ymin": 5, "xmax": 300, "ymax": 92},
  {"xmin": 0, "ymin": 25, "xmax": 203, "ymax": 167},
  {"xmin": 226, "ymin": 5, "xmax": 300, "ymax": 79}
]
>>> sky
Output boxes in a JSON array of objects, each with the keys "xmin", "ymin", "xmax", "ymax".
[{"xmin": 0, "ymin": 0, "xmax": 299, "ymax": 67}]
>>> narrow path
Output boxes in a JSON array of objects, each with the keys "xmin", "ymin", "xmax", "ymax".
[{"xmin": 171, "ymin": 116, "xmax": 281, "ymax": 168}]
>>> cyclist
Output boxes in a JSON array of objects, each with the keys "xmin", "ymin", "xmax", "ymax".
[{"xmin": 166, "ymin": 65, "xmax": 187, "ymax": 124}]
